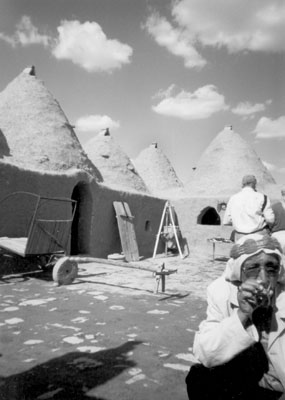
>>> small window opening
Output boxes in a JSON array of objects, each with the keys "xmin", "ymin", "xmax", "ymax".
[{"xmin": 145, "ymin": 220, "xmax": 151, "ymax": 232}]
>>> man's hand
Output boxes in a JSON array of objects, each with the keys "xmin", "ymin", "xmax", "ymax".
[{"xmin": 237, "ymin": 279, "xmax": 263, "ymax": 326}]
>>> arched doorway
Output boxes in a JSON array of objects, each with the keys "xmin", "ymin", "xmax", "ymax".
[
  {"xmin": 197, "ymin": 207, "xmax": 221, "ymax": 225},
  {"xmin": 71, "ymin": 182, "xmax": 92, "ymax": 255}
]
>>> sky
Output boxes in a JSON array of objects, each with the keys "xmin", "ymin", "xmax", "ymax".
[{"xmin": 0, "ymin": 0, "xmax": 284, "ymax": 184}]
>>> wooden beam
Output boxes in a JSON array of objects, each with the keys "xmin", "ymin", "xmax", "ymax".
[{"xmin": 68, "ymin": 255, "xmax": 177, "ymax": 275}]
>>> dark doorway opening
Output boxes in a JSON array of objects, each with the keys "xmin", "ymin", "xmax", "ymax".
[
  {"xmin": 71, "ymin": 182, "xmax": 92, "ymax": 255},
  {"xmin": 197, "ymin": 207, "xmax": 221, "ymax": 225}
]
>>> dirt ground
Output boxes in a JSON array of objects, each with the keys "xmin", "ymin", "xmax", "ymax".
[{"xmin": 0, "ymin": 245, "xmax": 229, "ymax": 400}]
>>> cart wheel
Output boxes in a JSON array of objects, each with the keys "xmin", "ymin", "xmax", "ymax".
[{"xmin": 52, "ymin": 257, "xmax": 78, "ymax": 285}]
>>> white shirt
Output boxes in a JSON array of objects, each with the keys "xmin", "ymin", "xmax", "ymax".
[
  {"xmin": 193, "ymin": 276, "xmax": 285, "ymax": 391},
  {"xmin": 223, "ymin": 187, "xmax": 275, "ymax": 234}
]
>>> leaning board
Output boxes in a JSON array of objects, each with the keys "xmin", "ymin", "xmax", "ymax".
[{"xmin": 113, "ymin": 201, "xmax": 139, "ymax": 262}]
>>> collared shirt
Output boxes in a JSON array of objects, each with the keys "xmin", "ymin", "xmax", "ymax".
[{"xmin": 223, "ymin": 187, "xmax": 275, "ymax": 234}]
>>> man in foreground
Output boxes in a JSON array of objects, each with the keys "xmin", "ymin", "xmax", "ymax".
[
  {"xmin": 186, "ymin": 234, "xmax": 285, "ymax": 399},
  {"xmin": 223, "ymin": 175, "xmax": 274, "ymax": 241}
]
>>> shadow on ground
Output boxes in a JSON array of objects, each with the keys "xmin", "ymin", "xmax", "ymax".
[{"xmin": 0, "ymin": 341, "xmax": 142, "ymax": 400}]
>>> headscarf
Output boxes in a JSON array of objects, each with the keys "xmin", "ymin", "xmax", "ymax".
[{"xmin": 223, "ymin": 233, "xmax": 285, "ymax": 283}]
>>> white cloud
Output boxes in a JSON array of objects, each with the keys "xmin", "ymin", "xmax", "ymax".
[
  {"xmin": 75, "ymin": 115, "xmax": 120, "ymax": 133},
  {"xmin": 16, "ymin": 16, "xmax": 50, "ymax": 46},
  {"xmin": 232, "ymin": 101, "xmax": 268, "ymax": 117},
  {"xmin": 0, "ymin": 17, "xmax": 132, "ymax": 73},
  {"xmin": 254, "ymin": 116, "xmax": 285, "ymax": 139},
  {"xmin": 0, "ymin": 15, "xmax": 50, "ymax": 47},
  {"xmin": 0, "ymin": 32, "xmax": 17, "ymax": 47},
  {"xmin": 152, "ymin": 84, "xmax": 228, "ymax": 119},
  {"xmin": 145, "ymin": 1, "xmax": 285, "ymax": 68},
  {"xmin": 170, "ymin": 0, "xmax": 285, "ymax": 53},
  {"xmin": 52, "ymin": 20, "xmax": 133, "ymax": 73},
  {"xmin": 144, "ymin": 13, "xmax": 206, "ymax": 69}
]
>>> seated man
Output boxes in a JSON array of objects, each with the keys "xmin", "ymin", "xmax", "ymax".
[{"xmin": 186, "ymin": 234, "xmax": 285, "ymax": 400}]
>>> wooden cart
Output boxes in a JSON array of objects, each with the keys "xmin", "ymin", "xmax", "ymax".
[
  {"xmin": 0, "ymin": 192, "xmax": 177, "ymax": 292},
  {"xmin": 0, "ymin": 191, "xmax": 78, "ymax": 285}
]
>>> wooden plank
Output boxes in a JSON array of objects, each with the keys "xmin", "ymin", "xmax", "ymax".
[
  {"xmin": 114, "ymin": 202, "xmax": 133, "ymax": 261},
  {"xmin": 0, "ymin": 237, "xmax": 27, "ymax": 257},
  {"xmin": 0, "ymin": 218, "xmax": 72, "ymax": 257},
  {"xmin": 69, "ymin": 256, "xmax": 177, "ymax": 275},
  {"xmin": 123, "ymin": 202, "xmax": 134, "ymax": 219},
  {"xmin": 122, "ymin": 202, "xmax": 139, "ymax": 262},
  {"xmin": 68, "ymin": 256, "xmax": 177, "ymax": 293},
  {"xmin": 113, "ymin": 201, "xmax": 139, "ymax": 262},
  {"xmin": 121, "ymin": 202, "xmax": 138, "ymax": 260}
]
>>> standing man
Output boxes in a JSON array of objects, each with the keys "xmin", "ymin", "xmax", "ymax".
[{"xmin": 223, "ymin": 175, "xmax": 275, "ymax": 242}]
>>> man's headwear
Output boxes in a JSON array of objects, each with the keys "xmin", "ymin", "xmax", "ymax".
[
  {"xmin": 223, "ymin": 233, "xmax": 284, "ymax": 282},
  {"xmin": 242, "ymin": 174, "xmax": 257, "ymax": 188}
]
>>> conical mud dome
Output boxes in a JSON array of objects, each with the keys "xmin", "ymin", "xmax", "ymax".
[
  {"xmin": 0, "ymin": 66, "xmax": 101, "ymax": 180},
  {"xmin": 186, "ymin": 126, "xmax": 276, "ymax": 197},
  {"xmin": 134, "ymin": 142, "xmax": 183, "ymax": 195},
  {"xmin": 83, "ymin": 129, "xmax": 149, "ymax": 193}
]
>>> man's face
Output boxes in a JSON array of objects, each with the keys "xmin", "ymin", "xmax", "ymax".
[{"xmin": 241, "ymin": 251, "xmax": 280, "ymax": 291}]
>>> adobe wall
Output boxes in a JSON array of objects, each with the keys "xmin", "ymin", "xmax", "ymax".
[
  {"xmin": 171, "ymin": 197, "xmax": 234, "ymax": 258},
  {"xmin": 0, "ymin": 162, "xmax": 91, "ymax": 238},
  {"xmin": 1, "ymin": 161, "xmax": 280, "ymax": 262},
  {"xmin": 90, "ymin": 184, "xmax": 165, "ymax": 258},
  {"xmin": 171, "ymin": 190, "xmax": 282, "ymax": 258},
  {"xmin": 0, "ymin": 162, "xmax": 165, "ymax": 259}
]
